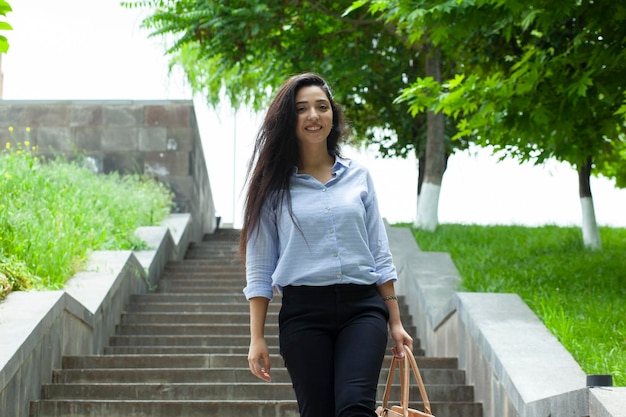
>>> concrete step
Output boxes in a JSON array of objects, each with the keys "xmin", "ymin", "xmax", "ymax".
[
  {"xmin": 103, "ymin": 346, "xmax": 255, "ymax": 355},
  {"xmin": 52, "ymin": 368, "xmax": 295, "ymax": 383},
  {"xmin": 113, "ymin": 322, "xmax": 419, "ymax": 339},
  {"xmin": 119, "ymin": 312, "xmax": 423, "ymax": 351},
  {"xmin": 108, "ymin": 334, "xmax": 276, "ymax": 347},
  {"xmin": 155, "ymin": 282, "xmax": 244, "ymax": 295},
  {"xmin": 104, "ymin": 336, "xmax": 425, "ymax": 356},
  {"xmin": 29, "ymin": 399, "xmax": 301, "ymax": 417},
  {"xmin": 123, "ymin": 304, "xmax": 411, "ymax": 318},
  {"xmin": 53, "ymin": 365, "xmax": 467, "ymax": 385},
  {"xmin": 161, "ymin": 267, "xmax": 243, "ymax": 276},
  {"xmin": 157, "ymin": 277, "xmax": 242, "ymax": 287},
  {"xmin": 119, "ymin": 308, "xmax": 413, "ymax": 324},
  {"xmin": 125, "ymin": 297, "xmax": 412, "ymax": 315},
  {"xmin": 154, "ymin": 286, "xmax": 245, "ymax": 293},
  {"xmin": 162, "ymin": 269, "xmax": 241, "ymax": 276},
  {"xmin": 156, "ymin": 280, "xmax": 244, "ymax": 291},
  {"xmin": 60, "ymin": 354, "xmax": 452, "ymax": 371},
  {"xmin": 40, "ymin": 382, "xmax": 298, "ymax": 401},
  {"xmin": 114, "ymin": 323, "xmax": 260, "ymax": 336},
  {"xmin": 102, "ymin": 346, "xmax": 252, "ymax": 355},
  {"xmin": 119, "ymin": 311, "xmax": 274, "ymax": 324},
  {"xmin": 175, "ymin": 254, "xmax": 241, "ymax": 263},
  {"xmin": 30, "ymin": 399, "xmax": 482, "ymax": 417},
  {"xmin": 129, "ymin": 293, "xmax": 249, "ymax": 304},
  {"xmin": 40, "ymin": 382, "xmax": 474, "ymax": 402},
  {"xmin": 125, "ymin": 301, "xmax": 276, "ymax": 313}
]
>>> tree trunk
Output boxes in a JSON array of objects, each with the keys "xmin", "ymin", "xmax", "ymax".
[
  {"xmin": 414, "ymin": 42, "xmax": 446, "ymax": 231},
  {"xmin": 415, "ymin": 151, "xmax": 425, "ymax": 213},
  {"xmin": 578, "ymin": 156, "xmax": 602, "ymax": 250}
]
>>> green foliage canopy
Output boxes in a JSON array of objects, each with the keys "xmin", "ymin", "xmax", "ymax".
[
  {"xmin": 358, "ymin": 0, "xmax": 626, "ymax": 186},
  {"xmin": 122, "ymin": 0, "xmax": 469, "ymax": 159}
]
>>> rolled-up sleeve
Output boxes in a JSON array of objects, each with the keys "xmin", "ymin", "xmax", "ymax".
[
  {"xmin": 363, "ymin": 171, "xmax": 397, "ymax": 286},
  {"xmin": 243, "ymin": 204, "xmax": 279, "ymax": 300}
]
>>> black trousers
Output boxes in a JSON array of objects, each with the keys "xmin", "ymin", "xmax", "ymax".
[{"xmin": 279, "ymin": 284, "xmax": 389, "ymax": 417}]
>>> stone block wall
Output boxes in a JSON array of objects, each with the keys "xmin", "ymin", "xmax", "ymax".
[{"xmin": 0, "ymin": 100, "xmax": 216, "ymax": 241}]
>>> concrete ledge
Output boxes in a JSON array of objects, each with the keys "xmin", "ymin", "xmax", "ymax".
[
  {"xmin": 0, "ymin": 213, "xmax": 192, "ymax": 417},
  {"xmin": 135, "ymin": 213, "xmax": 192, "ymax": 287},
  {"xmin": 160, "ymin": 213, "xmax": 194, "ymax": 261},
  {"xmin": 456, "ymin": 293, "xmax": 587, "ymax": 417},
  {"xmin": 386, "ymin": 224, "xmax": 621, "ymax": 417},
  {"xmin": 63, "ymin": 251, "xmax": 146, "ymax": 351},
  {"xmin": 590, "ymin": 388, "xmax": 626, "ymax": 417},
  {"xmin": 0, "ymin": 291, "xmax": 91, "ymax": 417},
  {"xmin": 386, "ymin": 226, "xmax": 459, "ymax": 351},
  {"xmin": 134, "ymin": 228, "xmax": 174, "ymax": 289}
]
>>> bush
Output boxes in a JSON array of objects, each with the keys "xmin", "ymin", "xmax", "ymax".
[{"xmin": 0, "ymin": 141, "xmax": 174, "ymax": 298}]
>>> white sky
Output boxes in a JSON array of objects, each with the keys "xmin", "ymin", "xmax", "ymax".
[{"xmin": 3, "ymin": 0, "xmax": 625, "ymax": 228}]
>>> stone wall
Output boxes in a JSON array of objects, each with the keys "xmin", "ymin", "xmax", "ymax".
[{"xmin": 0, "ymin": 100, "xmax": 216, "ymax": 240}]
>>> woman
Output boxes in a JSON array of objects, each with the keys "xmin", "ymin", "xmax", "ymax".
[{"xmin": 241, "ymin": 72, "xmax": 413, "ymax": 417}]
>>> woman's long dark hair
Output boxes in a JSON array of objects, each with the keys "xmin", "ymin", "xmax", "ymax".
[{"xmin": 239, "ymin": 73, "xmax": 349, "ymax": 260}]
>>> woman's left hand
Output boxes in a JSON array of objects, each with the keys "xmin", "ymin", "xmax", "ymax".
[{"xmin": 389, "ymin": 324, "xmax": 413, "ymax": 359}]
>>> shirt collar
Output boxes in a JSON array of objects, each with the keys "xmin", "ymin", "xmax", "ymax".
[
  {"xmin": 292, "ymin": 155, "xmax": 351, "ymax": 176},
  {"xmin": 333, "ymin": 155, "xmax": 350, "ymax": 170}
]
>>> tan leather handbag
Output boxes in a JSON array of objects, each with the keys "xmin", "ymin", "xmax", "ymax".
[{"xmin": 376, "ymin": 345, "xmax": 435, "ymax": 417}]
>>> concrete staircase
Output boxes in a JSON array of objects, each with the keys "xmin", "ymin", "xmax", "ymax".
[{"xmin": 29, "ymin": 229, "xmax": 483, "ymax": 417}]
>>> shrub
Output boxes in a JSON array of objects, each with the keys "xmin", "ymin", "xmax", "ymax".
[{"xmin": 0, "ymin": 140, "xmax": 174, "ymax": 298}]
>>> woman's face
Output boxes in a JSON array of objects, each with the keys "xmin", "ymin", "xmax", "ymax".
[{"xmin": 294, "ymin": 85, "xmax": 334, "ymax": 148}]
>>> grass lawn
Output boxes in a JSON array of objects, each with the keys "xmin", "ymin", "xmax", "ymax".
[{"xmin": 400, "ymin": 223, "xmax": 625, "ymax": 387}]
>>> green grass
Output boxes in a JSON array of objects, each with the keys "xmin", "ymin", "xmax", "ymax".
[
  {"xmin": 400, "ymin": 223, "xmax": 625, "ymax": 386},
  {"xmin": 0, "ymin": 142, "xmax": 174, "ymax": 298}
]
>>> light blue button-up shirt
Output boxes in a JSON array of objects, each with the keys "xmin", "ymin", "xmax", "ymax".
[{"xmin": 243, "ymin": 156, "xmax": 397, "ymax": 300}]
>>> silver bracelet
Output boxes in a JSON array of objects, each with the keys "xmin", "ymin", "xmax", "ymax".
[{"xmin": 383, "ymin": 294, "xmax": 398, "ymax": 301}]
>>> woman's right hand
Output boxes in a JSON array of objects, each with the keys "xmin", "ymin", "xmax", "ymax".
[{"xmin": 248, "ymin": 337, "xmax": 271, "ymax": 382}]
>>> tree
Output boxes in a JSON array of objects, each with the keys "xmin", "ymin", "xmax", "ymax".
[
  {"xmin": 0, "ymin": 0, "xmax": 11, "ymax": 53},
  {"xmin": 122, "ymin": 0, "xmax": 470, "ymax": 230},
  {"xmin": 361, "ymin": 0, "xmax": 626, "ymax": 248}
]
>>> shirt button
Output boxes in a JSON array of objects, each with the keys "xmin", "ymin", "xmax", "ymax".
[
  {"xmin": 322, "ymin": 188, "xmax": 327, "ymax": 192},
  {"xmin": 325, "ymin": 207, "xmax": 331, "ymax": 211},
  {"xmin": 336, "ymin": 274, "xmax": 341, "ymax": 278},
  {"xmin": 333, "ymin": 253, "xmax": 338, "ymax": 257},
  {"xmin": 329, "ymin": 229, "xmax": 334, "ymax": 234}
]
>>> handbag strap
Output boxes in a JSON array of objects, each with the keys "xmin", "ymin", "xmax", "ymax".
[
  {"xmin": 400, "ymin": 353, "xmax": 410, "ymax": 417},
  {"xmin": 380, "ymin": 346, "xmax": 433, "ymax": 417},
  {"xmin": 401, "ymin": 345, "xmax": 433, "ymax": 415},
  {"xmin": 380, "ymin": 350, "xmax": 399, "ymax": 410}
]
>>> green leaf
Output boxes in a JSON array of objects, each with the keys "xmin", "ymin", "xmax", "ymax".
[
  {"xmin": 570, "ymin": 72, "xmax": 594, "ymax": 98},
  {"xmin": 343, "ymin": 0, "xmax": 368, "ymax": 17},
  {"xmin": 447, "ymin": 73, "xmax": 465, "ymax": 90},
  {"xmin": 0, "ymin": 0, "xmax": 11, "ymax": 15},
  {"xmin": 521, "ymin": 9, "xmax": 541, "ymax": 31},
  {"xmin": 0, "ymin": 36, "xmax": 7, "ymax": 53}
]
